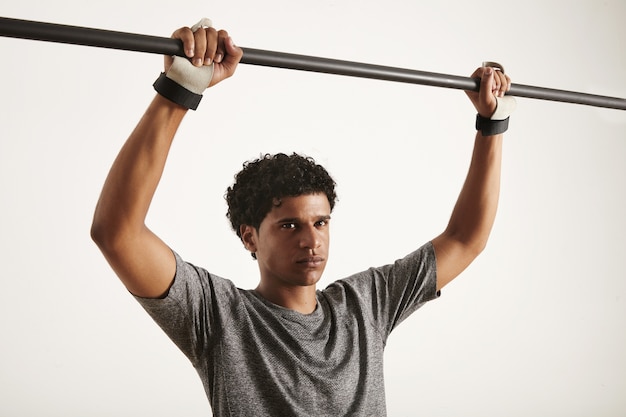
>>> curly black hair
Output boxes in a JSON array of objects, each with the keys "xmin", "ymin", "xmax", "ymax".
[{"xmin": 225, "ymin": 153, "xmax": 337, "ymax": 241}]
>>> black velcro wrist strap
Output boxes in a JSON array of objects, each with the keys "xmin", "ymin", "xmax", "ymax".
[
  {"xmin": 475, "ymin": 114, "xmax": 509, "ymax": 136},
  {"xmin": 153, "ymin": 73, "xmax": 202, "ymax": 111}
]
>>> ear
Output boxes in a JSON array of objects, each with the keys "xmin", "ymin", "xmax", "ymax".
[{"xmin": 239, "ymin": 224, "xmax": 258, "ymax": 254}]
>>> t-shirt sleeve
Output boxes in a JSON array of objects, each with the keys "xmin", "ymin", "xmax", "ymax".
[
  {"xmin": 133, "ymin": 251, "xmax": 223, "ymax": 366},
  {"xmin": 337, "ymin": 241, "xmax": 440, "ymax": 339},
  {"xmin": 382, "ymin": 241, "xmax": 440, "ymax": 333}
]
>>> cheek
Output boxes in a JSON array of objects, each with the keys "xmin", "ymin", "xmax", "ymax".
[
  {"xmin": 256, "ymin": 234, "xmax": 283, "ymax": 257},
  {"xmin": 321, "ymin": 231, "xmax": 330, "ymax": 248}
]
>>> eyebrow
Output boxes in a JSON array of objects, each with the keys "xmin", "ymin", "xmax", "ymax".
[{"xmin": 276, "ymin": 215, "xmax": 331, "ymax": 224}]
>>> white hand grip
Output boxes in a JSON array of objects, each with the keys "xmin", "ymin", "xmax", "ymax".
[{"xmin": 165, "ymin": 18, "xmax": 215, "ymax": 94}]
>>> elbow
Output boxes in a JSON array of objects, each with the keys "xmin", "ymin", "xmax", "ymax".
[
  {"xmin": 469, "ymin": 227, "xmax": 497, "ymax": 260},
  {"xmin": 461, "ymin": 229, "xmax": 490, "ymax": 258},
  {"xmin": 91, "ymin": 213, "xmax": 144, "ymax": 259},
  {"xmin": 90, "ymin": 201, "xmax": 107, "ymax": 247},
  {"xmin": 444, "ymin": 219, "xmax": 493, "ymax": 258},
  {"xmin": 90, "ymin": 202, "xmax": 145, "ymax": 257},
  {"xmin": 471, "ymin": 238, "xmax": 488, "ymax": 258},
  {"xmin": 90, "ymin": 215, "xmax": 125, "ymax": 254},
  {"xmin": 446, "ymin": 228, "xmax": 490, "ymax": 260},
  {"xmin": 90, "ymin": 217, "xmax": 110, "ymax": 251}
]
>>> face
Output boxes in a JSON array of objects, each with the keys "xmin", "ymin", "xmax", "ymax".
[{"xmin": 241, "ymin": 193, "xmax": 331, "ymax": 290}]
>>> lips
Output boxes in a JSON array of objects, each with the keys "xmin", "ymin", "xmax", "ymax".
[{"xmin": 296, "ymin": 256, "xmax": 325, "ymax": 266}]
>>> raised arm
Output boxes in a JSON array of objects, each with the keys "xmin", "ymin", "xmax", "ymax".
[
  {"xmin": 432, "ymin": 66, "xmax": 512, "ymax": 291},
  {"xmin": 90, "ymin": 23, "xmax": 242, "ymax": 298}
]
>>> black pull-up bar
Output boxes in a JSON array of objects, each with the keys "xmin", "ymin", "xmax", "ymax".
[{"xmin": 1, "ymin": 16, "xmax": 625, "ymax": 111}]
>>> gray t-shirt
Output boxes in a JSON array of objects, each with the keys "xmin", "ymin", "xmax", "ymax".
[{"xmin": 135, "ymin": 242, "xmax": 439, "ymax": 416}]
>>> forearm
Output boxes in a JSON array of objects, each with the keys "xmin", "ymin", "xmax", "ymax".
[
  {"xmin": 432, "ymin": 131, "xmax": 503, "ymax": 290},
  {"xmin": 91, "ymin": 95, "xmax": 187, "ymax": 245},
  {"xmin": 445, "ymin": 132, "xmax": 502, "ymax": 252}
]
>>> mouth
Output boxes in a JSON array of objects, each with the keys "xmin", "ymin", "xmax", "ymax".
[{"xmin": 296, "ymin": 256, "xmax": 325, "ymax": 267}]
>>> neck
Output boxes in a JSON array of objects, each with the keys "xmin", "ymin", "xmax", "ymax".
[{"xmin": 254, "ymin": 282, "xmax": 317, "ymax": 314}]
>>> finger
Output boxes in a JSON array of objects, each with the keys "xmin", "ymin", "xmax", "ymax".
[
  {"xmin": 491, "ymin": 69, "xmax": 502, "ymax": 95},
  {"xmin": 469, "ymin": 66, "xmax": 483, "ymax": 79},
  {"xmin": 504, "ymin": 73, "xmax": 512, "ymax": 92},
  {"xmin": 192, "ymin": 28, "xmax": 208, "ymax": 66},
  {"xmin": 495, "ymin": 70, "xmax": 508, "ymax": 97},
  {"xmin": 214, "ymin": 29, "xmax": 229, "ymax": 64},
  {"xmin": 172, "ymin": 27, "xmax": 195, "ymax": 58},
  {"xmin": 203, "ymin": 27, "xmax": 218, "ymax": 65}
]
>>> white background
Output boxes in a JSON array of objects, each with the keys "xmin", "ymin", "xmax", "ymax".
[{"xmin": 1, "ymin": 1, "xmax": 625, "ymax": 415}]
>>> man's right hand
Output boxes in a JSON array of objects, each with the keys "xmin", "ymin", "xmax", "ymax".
[{"xmin": 166, "ymin": 24, "xmax": 243, "ymax": 88}]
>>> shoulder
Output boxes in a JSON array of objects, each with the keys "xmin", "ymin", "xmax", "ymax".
[
  {"xmin": 324, "ymin": 242, "xmax": 437, "ymax": 293},
  {"xmin": 135, "ymin": 251, "xmax": 242, "ymax": 310},
  {"xmin": 320, "ymin": 242, "xmax": 439, "ymax": 329}
]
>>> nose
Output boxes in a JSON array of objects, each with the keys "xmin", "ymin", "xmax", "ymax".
[{"xmin": 299, "ymin": 225, "xmax": 321, "ymax": 250}]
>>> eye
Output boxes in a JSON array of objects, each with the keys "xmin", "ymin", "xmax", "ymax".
[
  {"xmin": 316, "ymin": 219, "xmax": 330, "ymax": 227},
  {"xmin": 281, "ymin": 223, "xmax": 297, "ymax": 229}
]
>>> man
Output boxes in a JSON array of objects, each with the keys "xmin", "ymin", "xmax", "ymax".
[{"xmin": 91, "ymin": 19, "xmax": 512, "ymax": 416}]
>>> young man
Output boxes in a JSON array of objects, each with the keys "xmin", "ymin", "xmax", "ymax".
[{"xmin": 91, "ymin": 20, "xmax": 512, "ymax": 416}]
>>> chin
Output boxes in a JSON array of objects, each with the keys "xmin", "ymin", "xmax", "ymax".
[{"xmin": 295, "ymin": 271, "xmax": 325, "ymax": 287}]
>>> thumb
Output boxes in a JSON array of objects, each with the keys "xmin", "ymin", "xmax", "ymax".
[
  {"xmin": 480, "ymin": 67, "xmax": 494, "ymax": 103},
  {"xmin": 223, "ymin": 36, "xmax": 243, "ymax": 66},
  {"xmin": 478, "ymin": 67, "xmax": 497, "ymax": 117}
]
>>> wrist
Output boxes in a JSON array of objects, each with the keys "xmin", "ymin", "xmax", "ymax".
[
  {"xmin": 152, "ymin": 91, "xmax": 192, "ymax": 114},
  {"xmin": 475, "ymin": 114, "xmax": 509, "ymax": 136},
  {"xmin": 475, "ymin": 96, "xmax": 516, "ymax": 136},
  {"xmin": 153, "ymin": 72, "xmax": 204, "ymax": 110}
]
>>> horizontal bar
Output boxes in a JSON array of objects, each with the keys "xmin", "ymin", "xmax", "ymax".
[{"xmin": 1, "ymin": 16, "xmax": 625, "ymax": 111}]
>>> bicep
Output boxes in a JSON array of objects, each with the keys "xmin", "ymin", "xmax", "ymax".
[
  {"xmin": 97, "ymin": 227, "xmax": 176, "ymax": 299},
  {"xmin": 431, "ymin": 232, "xmax": 482, "ymax": 291}
]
